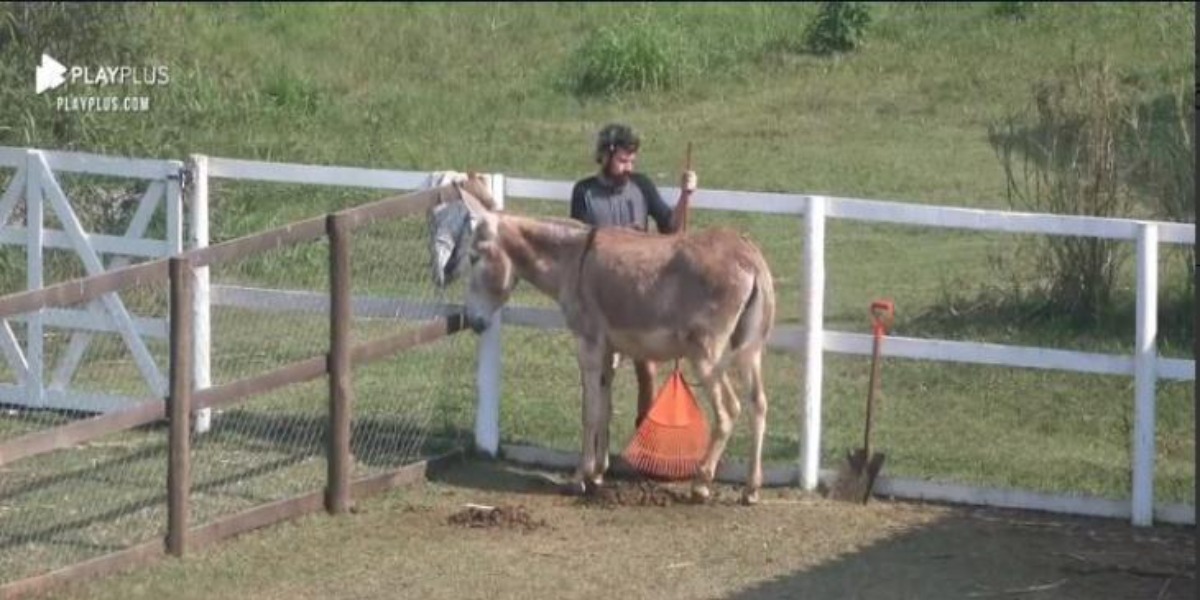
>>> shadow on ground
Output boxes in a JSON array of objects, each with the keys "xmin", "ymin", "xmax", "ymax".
[
  {"xmin": 426, "ymin": 451, "xmax": 573, "ymax": 496},
  {"xmin": 722, "ymin": 512, "xmax": 1195, "ymax": 600},
  {"xmin": 429, "ymin": 458, "xmax": 1197, "ymax": 600}
]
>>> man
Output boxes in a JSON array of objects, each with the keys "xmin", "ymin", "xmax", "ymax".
[{"xmin": 570, "ymin": 123, "xmax": 697, "ymax": 428}]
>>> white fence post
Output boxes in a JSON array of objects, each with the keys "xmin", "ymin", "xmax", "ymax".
[
  {"xmin": 24, "ymin": 151, "xmax": 44, "ymax": 408},
  {"xmin": 474, "ymin": 173, "xmax": 505, "ymax": 457},
  {"xmin": 166, "ymin": 162, "xmax": 183, "ymax": 256},
  {"xmin": 188, "ymin": 155, "xmax": 213, "ymax": 434},
  {"xmin": 1131, "ymin": 222, "xmax": 1159, "ymax": 527},
  {"xmin": 801, "ymin": 195, "xmax": 826, "ymax": 491}
]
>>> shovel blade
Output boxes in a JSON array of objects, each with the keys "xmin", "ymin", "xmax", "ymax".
[
  {"xmin": 827, "ymin": 450, "xmax": 868, "ymax": 503},
  {"xmin": 827, "ymin": 450, "xmax": 886, "ymax": 504},
  {"xmin": 847, "ymin": 449, "xmax": 868, "ymax": 471},
  {"xmin": 861, "ymin": 452, "xmax": 886, "ymax": 504}
]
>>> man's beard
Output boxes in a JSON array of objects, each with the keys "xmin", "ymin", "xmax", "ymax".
[{"xmin": 604, "ymin": 169, "xmax": 631, "ymax": 186}]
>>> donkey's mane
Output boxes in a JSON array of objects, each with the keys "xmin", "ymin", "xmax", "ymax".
[
  {"xmin": 514, "ymin": 214, "xmax": 593, "ymax": 231},
  {"xmin": 498, "ymin": 213, "xmax": 594, "ymax": 243}
]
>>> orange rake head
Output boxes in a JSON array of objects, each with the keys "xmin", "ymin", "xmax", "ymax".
[{"xmin": 621, "ymin": 367, "xmax": 711, "ymax": 481}]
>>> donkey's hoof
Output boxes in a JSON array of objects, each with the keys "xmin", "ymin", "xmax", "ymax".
[
  {"xmin": 691, "ymin": 484, "xmax": 712, "ymax": 503},
  {"xmin": 560, "ymin": 480, "xmax": 588, "ymax": 497},
  {"xmin": 584, "ymin": 477, "xmax": 606, "ymax": 496},
  {"xmin": 740, "ymin": 489, "xmax": 761, "ymax": 506}
]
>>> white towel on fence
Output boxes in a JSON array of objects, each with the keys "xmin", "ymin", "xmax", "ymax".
[{"xmin": 424, "ymin": 171, "xmax": 488, "ymax": 289}]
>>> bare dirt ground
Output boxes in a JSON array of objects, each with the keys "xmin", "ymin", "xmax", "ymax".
[{"xmin": 41, "ymin": 456, "xmax": 1196, "ymax": 600}]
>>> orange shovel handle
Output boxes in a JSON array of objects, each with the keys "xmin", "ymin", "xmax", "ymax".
[
  {"xmin": 863, "ymin": 299, "xmax": 894, "ymax": 456},
  {"xmin": 870, "ymin": 300, "xmax": 894, "ymax": 338}
]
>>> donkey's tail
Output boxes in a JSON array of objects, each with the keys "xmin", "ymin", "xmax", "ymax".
[{"xmin": 729, "ymin": 264, "xmax": 775, "ymax": 353}]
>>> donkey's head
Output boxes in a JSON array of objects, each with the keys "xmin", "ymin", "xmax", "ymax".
[{"xmin": 456, "ymin": 178, "xmax": 514, "ymax": 334}]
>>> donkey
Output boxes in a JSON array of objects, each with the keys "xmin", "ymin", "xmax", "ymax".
[{"xmin": 450, "ymin": 175, "xmax": 777, "ymax": 504}]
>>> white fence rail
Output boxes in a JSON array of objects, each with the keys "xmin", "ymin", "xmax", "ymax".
[{"xmin": 1, "ymin": 149, "xmax": 1193, "ymax": 527}]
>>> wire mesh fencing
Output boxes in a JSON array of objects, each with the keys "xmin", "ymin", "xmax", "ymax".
[
  {"xmin": 0, "ymin": 274, "xmax": 171, "ymax": 586},
  {"xmin": 344, "ymin": 191, "xmax": 477, "ymax": 478},
  {"xmin": 0, "ymin": 421, "xmax": 171, "ymax": 585},
  {"xmin": 188, "ymin": 230, "xmax": 332, "ymax": 528},
  {"xmin": 186, "ymin": 178, "xmax": 480, "ymax": 525}
]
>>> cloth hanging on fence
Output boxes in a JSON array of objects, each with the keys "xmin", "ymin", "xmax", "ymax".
[{"xmin": 424, "ymin": 171, "xmax": 489, "ymax": 289}]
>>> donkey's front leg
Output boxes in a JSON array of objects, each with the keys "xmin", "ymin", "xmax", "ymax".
[{"xmin": 567, "ymin": 338, "xmax": 608, "ymax": 496}]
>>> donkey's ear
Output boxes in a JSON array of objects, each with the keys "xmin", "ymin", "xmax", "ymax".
[
  {"xmin": 459, "ymin": 173, "xmax": 498, "ymax": 211},
  {"xmin": 456, "ymin": 180, "xmax": 489, "ymax": 217}
]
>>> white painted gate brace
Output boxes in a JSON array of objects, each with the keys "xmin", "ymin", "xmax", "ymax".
[{"xmin": 0, "ymin": 149, "xmax": 185, "ymax": 415}]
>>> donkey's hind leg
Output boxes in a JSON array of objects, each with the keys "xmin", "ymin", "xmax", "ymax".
[
  {"xmin": 720, "ymin": 374, "xmax": 742, "ymax": 425},
  {"xmin": 741, "ymin": 349, "xmax": 769, "ymax": 505},
  {"xmin": 594, "ymin": 344, "xmax": 617, "ymax": 485}
]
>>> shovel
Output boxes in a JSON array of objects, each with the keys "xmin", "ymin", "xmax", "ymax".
[{"xmin": 829, "ymin": 299, "xmax": 894, "ymax": 504}]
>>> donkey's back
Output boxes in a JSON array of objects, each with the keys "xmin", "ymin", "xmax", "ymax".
[{"xmin": 571, "ymin": 226, "xmax": 776, "ymax": 363}]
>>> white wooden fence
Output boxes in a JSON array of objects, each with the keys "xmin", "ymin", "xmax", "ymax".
[
  {"xmin": 0, "ymin": 147, "xmax": 1193, "ymax": 527},
  {"xmin": 491, "ymin": 176, "xmax": 1196, "ymax": 528},
  {"xmin": 0, "ymin": 147, "xmax": 187, "ymax": 414}
]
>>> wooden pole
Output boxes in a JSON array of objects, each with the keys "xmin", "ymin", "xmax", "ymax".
[
  {"xmin": 167, "ymin": 256, "xmax": 193, "ymax": 556},
  {"xmin": 678, "ymin": 142, "xmax": 693, "ymax": 233},
  {"xmin": 326, "ymin": 213, "xmax": 353, "ymax": 514}
]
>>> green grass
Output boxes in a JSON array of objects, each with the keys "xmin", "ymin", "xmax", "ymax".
[{"xmin": 0, "ymin": 2, "xmax": 1194, "ymax": 585}]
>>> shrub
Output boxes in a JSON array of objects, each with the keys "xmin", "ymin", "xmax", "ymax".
[
  {"xmin": 991, "ymin": 1, "xmax": 1035, "ymax": 22},
  {"xmin": 988, "ymin": 60, "xmax": 1138, "ymax": 324},
  {"xmin": 1139, "ymin": 87, "xmax": 1194, "ymax": 224},
  {"xmin": 566, "ymin": 16, "xmax": 695, "ymax": 97},
  {"xmin": 1124, "ymin": 82, "xmax": 1195, "ymax": 286},
  {"xmin": 803, "ymin": 2, "xmax": 871, "ymax": 56}
]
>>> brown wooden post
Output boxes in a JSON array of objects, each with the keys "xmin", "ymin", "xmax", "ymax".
[
  {"xmin": 167, "ymin": 256, "xmax": 193, "ymax": 557},
  {"xmin": 326, "ymin": 213, "xmax": 353, "ymax": 514}
]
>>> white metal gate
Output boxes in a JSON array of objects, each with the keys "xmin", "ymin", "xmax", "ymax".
[{"xmin": 0, "ymin": 147, "xmax": 185, "ymax": 413}]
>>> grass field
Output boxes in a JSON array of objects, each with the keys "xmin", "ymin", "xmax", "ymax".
[{"xmin": 0, "ymin": 2, "xmax": 1194, "ymax": 587}]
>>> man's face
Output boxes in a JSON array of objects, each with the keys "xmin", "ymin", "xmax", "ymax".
[{"xmin": 603, "ymin": 147, "xmax": 637, "ymax": 184}]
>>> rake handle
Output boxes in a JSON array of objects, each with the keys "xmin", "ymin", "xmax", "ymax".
[
  {"xmin": 676, "ymin": 141, "xmax": 694, "ymax": 236},
  {"xmin": 671, "ymin": 142, "xmax": 694, "ymax": 373}
]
